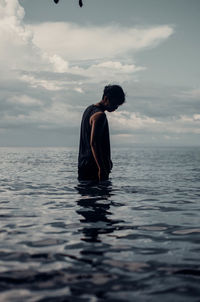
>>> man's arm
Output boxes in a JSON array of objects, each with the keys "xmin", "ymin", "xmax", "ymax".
[{"xmin": 90, "ymin": 112, "xmax": 109, "ymax": 181}]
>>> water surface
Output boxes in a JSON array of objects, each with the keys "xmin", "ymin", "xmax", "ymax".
[{"xmin": 0, "ymin": 147, "xmax": 200, "ymax": 301}]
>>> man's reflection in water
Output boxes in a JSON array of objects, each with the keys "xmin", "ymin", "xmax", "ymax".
[
  {"xmin": 76, "ymin": 180, "xmax": 119, "ymax": 244},
  {"xmin": 70, "ymin": 182, "xmax": 122, "ymax": 297}
]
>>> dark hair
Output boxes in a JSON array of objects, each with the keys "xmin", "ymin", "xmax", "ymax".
[{"xmin": 102, "ymin": 85, "xmax": 125, "ymax": 105}]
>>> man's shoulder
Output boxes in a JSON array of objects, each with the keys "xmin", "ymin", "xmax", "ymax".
[
  {"xmin": 90, "ymin": 111, "xmax": 106, "ymax": 124},
  {"xmin": 84, "ymin": 104, "xmax": 94, "ymax": 112},
  {"xmin": 82, "ymin": 104, "xmax": 94, "ymax": 118}
]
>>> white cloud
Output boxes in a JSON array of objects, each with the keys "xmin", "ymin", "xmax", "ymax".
[
  {"xmin": 20, "ymin": 74, "xmax": 67, "ymax": 91},
  {"xmin": 108, "ymin": 110, "xmax": 161, "ymax": 131},
  {"xmin": 178, "ymin": 88, "xmax": 200, "ymax": 100},
  {"xmin": 193, "ymin": 114, "xmax": 200, "ymax": 121},
  {"xmin": 0, "ymin": 0, "xmax": 173, "ymax": 86},
  {"xmin": 33, "ymin": 102, "xmax": 80, "ymax": 129},
  {"xmin": 30, "ymin": 22, "xmax": 173, "ymax": 61},
  {"xmin": 74, "ymin": 87, "xmax": 84, "ymax": 93},
  {"xmin": 179, "ymin": 114, "xmax": 200, "ymax": 123},
  {"xmin": 3, "ymin": 0, "xmax": 199, "ymax": 146},
  {"xmin": 0, "ymin": 0, "xmax": 38, "ymax": 66},
  {"xmin": 48, "ymin": 54, "xmax": 69, "ymax": 73},
  {"xmin": 70, "ymin": 61, "xmax": 145, "ymax": 83},
  {"xmin": 0, "ymin": 0, "xmax": 150, "ymax": 93},
  {"xmin": 8, "ymin": 95, "xmax": 42, "ymax": 106},
  {"xmin": 108, "ymin": 110, "xmax": 200, "ymax": 136},
  {"xmin": 19, "ymin": 60, "xmax": 144, "ymax": 91},
  {"xmin": 160, "ymin": 115, "xmax": 200, "ymax": 135},
  {"xmin": 1, "ymin": 96, "xmax": 81, "ymax": 129}
]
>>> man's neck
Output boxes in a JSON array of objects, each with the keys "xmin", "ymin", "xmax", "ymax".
[{"xmin": 95, "ymin": 101, "xmax": 106, "ymax": 112}]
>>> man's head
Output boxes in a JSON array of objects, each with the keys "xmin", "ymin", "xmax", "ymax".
[{"xmin": 102, "ymin": 85, "xmax": 125, "ymax": 112}]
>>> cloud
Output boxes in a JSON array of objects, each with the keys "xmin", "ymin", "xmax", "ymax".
[
  {"xmin": 20, "ymin": 60, "xmax": 144, "ymax": 90},
  {"xmin": 69, "ymin": 61, "xmax": 145, "ymax": 84},
  {"xmin": 193, "ymin": 114, "xmax": 200, "ymax": 121},
  {"xmin": 121, "ymin": 81, "xmax": 200, "ymax": 121},
  {"xmin": 30, "ymin": 22, "xmax": 174, "ymax": 61},
  {"xmin": 1, "ymin": 93, "xmax": 81, "ymax": 130},
  {"xmin": 177, "ymin": 88, "xmax": 200, "ymax": 100},
  {"xmin": 0, "ymin": 0, "xmax": 173, "ymax": 84},
  {"xmin": 1, "ymin": 0, "xmax": 199, "ymax": 146},
  {"xmin": 0, "ymin": 0, "xmax": 151, "ymax": 94},
  {"xmin": 0, "ymin": 0, "xmax": 41, "ymax": 76},
  {"xmin": 49, "ymin": 54, "xmax": 69, "ymax": 73},
  {"xmin": 108, "ymin": 111, "xmax": 200, "ymax": 137},
  {"xmin": 7, "ymin": 94, "xmax": 42, "ymax": 106},
  {"xmin": 108, "ymin": 111, "xmax": 161, "ymax": 132},
  {"xmin": 20, "ymin": 73, "xmax": 67, "ymax": 91}
]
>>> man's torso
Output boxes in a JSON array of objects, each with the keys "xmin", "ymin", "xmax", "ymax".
[{"xmin": 78, "ymin": 104, "xmax": 111, "ymax": 171}]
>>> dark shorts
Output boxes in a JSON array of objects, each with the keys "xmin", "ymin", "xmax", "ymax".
[{"xmin": 78, "ymin": 164, "xmax": 99, "ymax": 181}]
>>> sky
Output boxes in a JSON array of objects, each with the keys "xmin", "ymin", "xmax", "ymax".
[{"xmin": 0, "ymin": 0, "xmax": 199, "ymax": 147}]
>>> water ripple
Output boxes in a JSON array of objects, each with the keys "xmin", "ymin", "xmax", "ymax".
[{"xmin": 0, "ymin": 147, "xmax": 200, "ymax": 301}]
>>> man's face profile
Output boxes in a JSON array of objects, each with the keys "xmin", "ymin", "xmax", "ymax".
[{"xmin": 107, "ymin": 99, "xmax": 119, "ymax": 112}]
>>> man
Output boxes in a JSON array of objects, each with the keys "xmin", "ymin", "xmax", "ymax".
[{"xmin": 78, "ymin": 84, "xmax": 125, "ymax": 182}]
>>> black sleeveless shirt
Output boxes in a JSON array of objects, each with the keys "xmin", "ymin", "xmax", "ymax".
[{"xmin": 78, "ymin": 104, "xmax": 111, "ymax": 171}]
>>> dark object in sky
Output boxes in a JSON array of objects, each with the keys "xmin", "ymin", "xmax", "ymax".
[{"xmin": 53, "ymin": 0, "xmax": 83, "ymax": 7}]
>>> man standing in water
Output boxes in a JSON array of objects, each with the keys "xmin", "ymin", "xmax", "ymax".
[{"xmin": 78, "ymin": 85, "xmax": 125, "ymax": 181}]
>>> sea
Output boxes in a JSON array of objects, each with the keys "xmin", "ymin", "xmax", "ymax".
[{"xmin": 0, "ymin": 146, "xmax": 200, "ymax": 302}]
